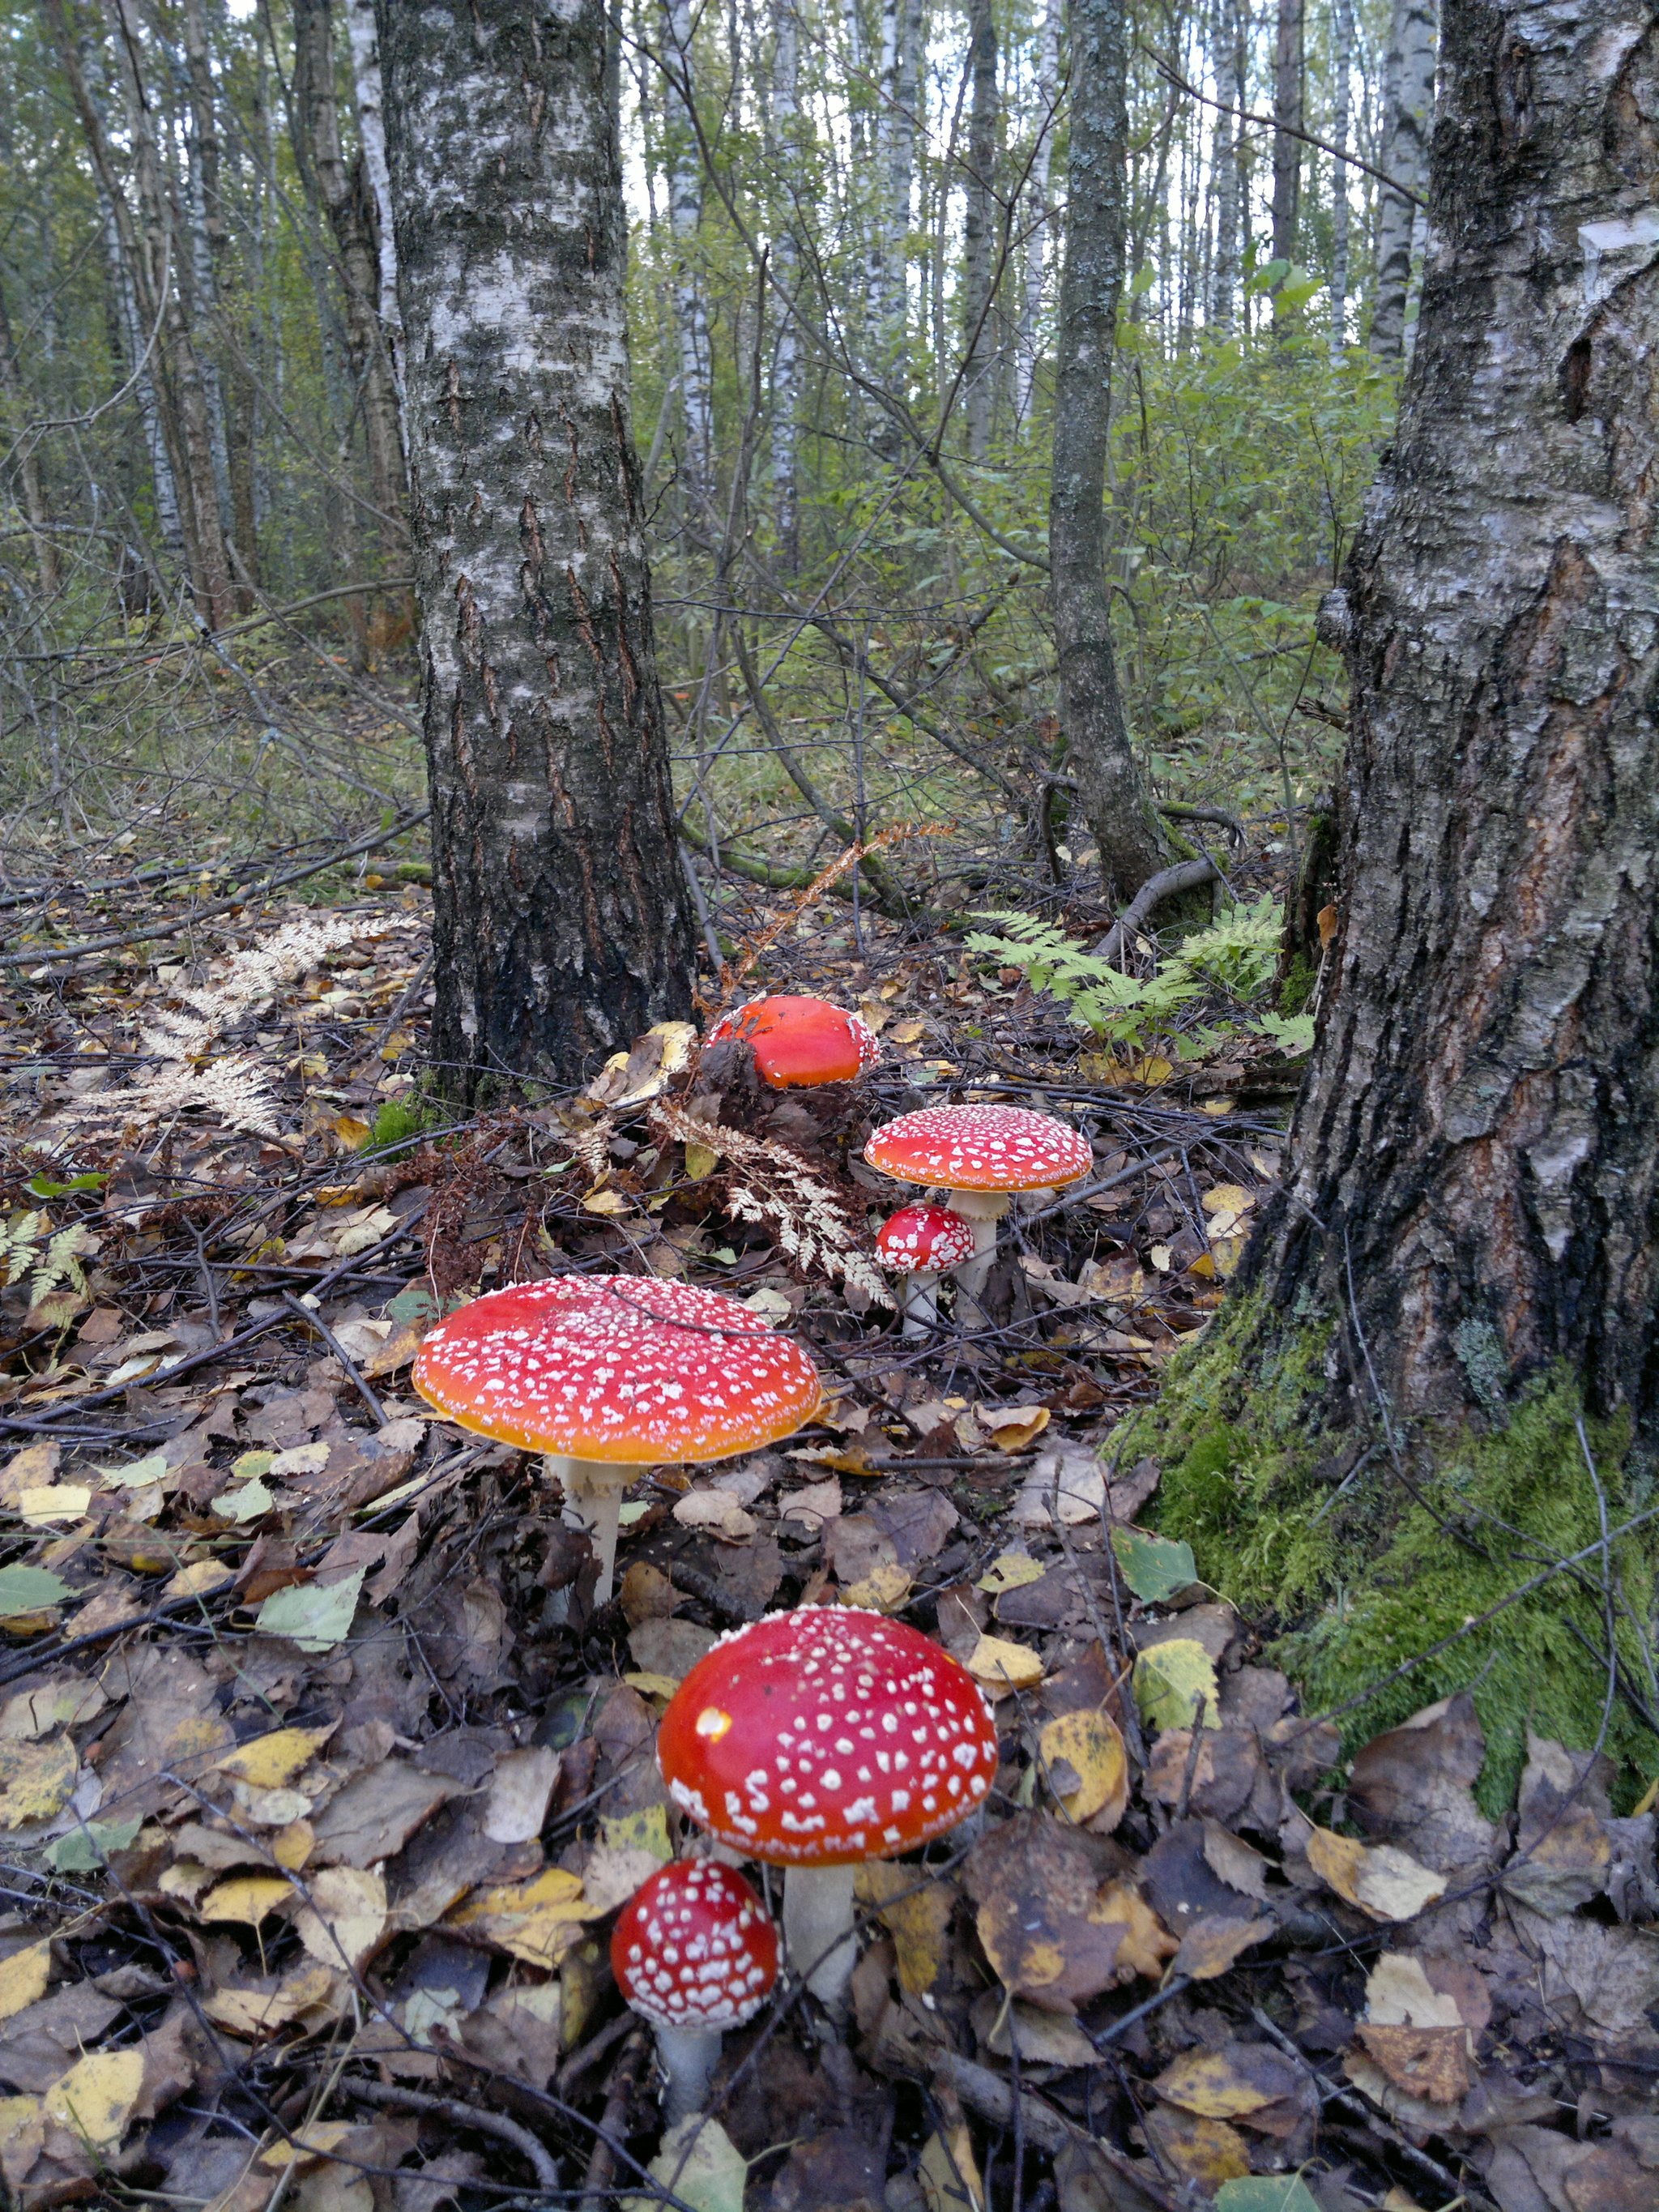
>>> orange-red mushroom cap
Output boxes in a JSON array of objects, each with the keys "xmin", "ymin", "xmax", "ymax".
[
  {"xmin": 657, "ymin": 1608, "xmax": 1000, "ymax": 1865},
  {"xmin": 412, "ymin": 1276, "xmax": 822, "ymax": 1463},
  {"xmin": 706, "ymin": 995, "xmax": 880, "ymax": 1087},
  {"xmin": 865, "ymin": 1104, "xmax": 1092, "ymax": 1193},
  {"xmin": 875, "ymin": 1203, "xmax": 976, "ymax": 1274},
  {"xmin": 611, "ymin": 1860, "xmax": 778, "ymax": 2029}
]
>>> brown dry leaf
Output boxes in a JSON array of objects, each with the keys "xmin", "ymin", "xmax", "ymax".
[
  {"xmin": 1094, "ymin": 1882, "xmax": 1179, "ymax": 1980},
  {"xmin": 0, "ymin": 1678, "xmax": 105, "ymax": 1740},
  {"xmin": 1307, "ymin": 1826, "xmax": 1447, "ymax": 1922},
  {"xmin": 968, "ymin": 1815, "xmax": 1128, "ymax": 2013},
  {"xmin": 977, "ymin": 1405, "xmax": 1051, "ymax": 1453},
  {"xmin": 825, "ymin": 1518, "xmax": 911, "ymax": 1612},
  {"xmin": 1353, "ymin": 2022, "xmax": 1469, "ymax": 2106},
  {"xmin": 1153, "ymin": 2042, "xmax": 1303, "ymax": 2120},
  {"xmin": 1502, "ymin": 1732, "xmax": 1614, "ymax": 1916},
  {"xmin": 1171, "ymin": 1913, "xmax": 1274, "ymax": 1980},
  {"xmin": 972, "ymin": 1993, "xmax": 1098, "ymax": 2067},
  {"xmin": 1038, "ymin": 1708, "xmax": 1128, "ymax": 1829},
  {"xmin": 856, "ymin": 1862, "xmax": 956, "ymax": 1995},
  {"xmin": 1346, "ymin": 1692, "xmax": 1495, "ymax": 1874},
  {"xmin": 619, "ymin": 1563, "xmax": 677, "ymax": 1625},
  {"xmin": 672, "ymin": 1491, "xmax": 757, "ymax": 1541},
  {"xmin": 203, "ymin": 1964, "xmax": 340, "ymax": 2040},
  {"xmin": 481, "ymin": 1748, "xmax": 560, "ymax": 1844},
  {"xmin": 1138, "ymin": 2107, "xmax": 1252, "ymax": 2193},
  {"xmin": 293, "ymin": 1865, "xmax": 387, "ymax": 1969},
  {"xmin": 309, "ymin": 1759, "xmax": 458, "ymax": 1868}
]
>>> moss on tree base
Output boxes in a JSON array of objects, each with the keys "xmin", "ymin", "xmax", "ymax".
[{"xmin": 1117, "ymin": 1294, "xmax": 1659, "ymax": 1813}]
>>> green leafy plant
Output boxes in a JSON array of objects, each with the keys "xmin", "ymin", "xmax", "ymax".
[
  {"xmin": 966, "ymin": 897, "xmax": 1311, "ymax": 1059},
  {"xmin": 0, "ymin": 1211, "xmax": 100, "ymax": 1328}
]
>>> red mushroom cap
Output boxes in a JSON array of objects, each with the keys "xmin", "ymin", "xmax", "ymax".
[
  {"xmin": 706, "ymin": 995, "xmax": 880, "ymax": 1087},
  {"xmin": 865, "ymin": 1104, "xmax": 1093, "ymax": 1194},
  {"xmin": 611, "ymin": 1860, "xmax": 778, "ymax": 2030},
  {"xmin": 412, "ymin": 1276, "xmax": 822, "ymax": 1462},
  {"xmin": 875, "ymin": 1203, "xmax": 976, "ymax": 1275},
  {"xmin": 657, "ymin": 1607, "xmax": 1000, "ymax": 1865}
]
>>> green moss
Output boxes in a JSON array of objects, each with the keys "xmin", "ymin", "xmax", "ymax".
[
  {"xmin": 1277, "ymin": 952, "xmax": 1317, "ymax": 1016},
  {"xmin": 365, "ymin": 1092, "xmax": 446, "ymax": 1159},
  {"xmin": 1120, "ymin": 1302, "xmax": 1659, "ymax": 1813}
]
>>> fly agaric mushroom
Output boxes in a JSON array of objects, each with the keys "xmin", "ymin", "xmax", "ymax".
[
  {"xmin": 706, "ymin": 995, "xmax": 880, "ymax": 1087},
  {"xmin": 864, "ymin": 1104, "xmax": 1092, "ymax": 1315},
  {"xmin": 412, "ymin": 1276, "xmax": 821, "ymax": 1602},
  {"xmin": 612, "ymin": 1860, "xmax": 778, "ymax": 2121},
  {"xmin": 657, "ymin": 1607, "xmax": 999, "ymax": 2006},
  {"xmin": 875, "ymin": 1202, "xmax": 976, "ymax": 1339}
]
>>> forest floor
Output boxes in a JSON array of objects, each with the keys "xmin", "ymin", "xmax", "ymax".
[{"xmin": 0, "ymin": 851, "xmax": 1649, "ymax": 2212}]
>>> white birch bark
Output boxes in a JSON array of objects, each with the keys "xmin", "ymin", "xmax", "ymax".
[
  {"xmin": 663, "ymin": 0, "xmax": 712, "ymax": 502},
  {"xmin": 1016, "ymin": 0, "xmax": 1061, "ymax": 422},
  {"xmin": 1209, "ymin": 0, "xmax": 1244, "ymax": 333},
  {"xmin": 770, "ymin": 5, "xmax": 801, "ymax": 567},
  {"xmin": 346, "ymin": 0, "xmax": 403, "ymax": 399},
  {"xmin": 1330, "ymin": 0, "xmax": 1354, "ymax": 355},
  {"xmin": 1371, "ymin": 0, "xmax": 1437, "ymax": 358}
]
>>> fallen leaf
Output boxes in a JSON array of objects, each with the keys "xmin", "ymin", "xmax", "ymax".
[
  {"xmin": 978, "ymin": 1552, "xmax": 1045, "ymax": 1595},
  {"xmin": 255, "ymin": 1568, "xmax": 367, "ymax": 1653},
  {"xmin": 672, "ymin": 1491, "xmax": 757, "ymax": 1541},
  {"xmin": 977, "ymin": 1404, "xmax": 1051, "ymax": 1452},
  {"xmin": 258, "ymin": 2122, "xmax": 353, "ymax": 2169},
  {"xmin": 968, "ymin": 1813, "xmax": 1147, "ymax": 2013},
  {"xmin": 1213, "ymin": 2182, "xmax": 1322, "ymax": 2212},
  {"xmin": 1154, "ymin": 2043, "xmax": 1302, "ymax": 2120},
  {"xmin": 1171, "ymin": 1913, "xmax": 1274, "ymax": 1980},
  {"xmin": 581, "ymin": 1187, "xmax": 633, "ymax": 1215},
  {"xmin": 482, "ymin": 1747, "xmax": 559, "ymax": 1844},
  {"xmin": 0, "ymin": 1945, "xmax": 49, "ymax": 2023},
  {"xmin": 625, "ymin": 2116, "xmax": 746, "ymax": 2212},
  {"xmin": 1306, "ymin": 1827, "xmax": 1447, "ymax": 1922},
  {"xmin": 293, "ymin": 1866, "xmax": 386, "ymax": 1969},
  {"xmin": 965, "ymin": 1633, "xmax": 1043, "ymax": 1693},
  {"xmin": 201, "ymin": 1876, "xmax": 292, "ymax": 1928},
  {"xmin": 216, "ymin": 1726, "xmax": 335, "ymax": 1791},
  {"xmin": 1013, "ymin": 1448, "xmax": 1105, "ymax": 1528},
  {"xmin": 18, "ymin": 1485, "xmax": 92, "ymax": 1527},
  {"xmin": 203, "ymin": 1964, "xmax": 340, "ymax": 2041},
  {"xmin": 0, "ymin": 1677, "xmax": 104, "ymax": 1740},
  {"xmin": 1133, "ymin": 1640, "xmax": 1222, "ymax": 1735},
  {"xmin": 1038, "ymin": 1708, "xmax": 1128, "ymax": 1828},
  {"xmin": 781, "ymin": 1476, "xmax": 842, "ymax": 1529},
  {"xmin": 856, "ymin": 1861, "xmax": 955, "ymax": 1995},
  {"xmin": 0, "ymin": 1566, "xmax": 71, "ymax": 1620},
  {"xmin": 825, "ymin": 1517, "xmax": 911, "ymax": 1611},
  {"xmin": 42, "ymin": 2047, "xmax": 144, "ymax": 2146},
  {"xmin": 449, "ymin": 1866, "xmax": 603, "ymax": 1968},
  {"xmin": 0, "ymin": 1736, "xmax": 77, "ymax": 1829},
  {"xmin": 1502, "ymin": 1732, "xmax": 1614, "ymax": 1915},
  {"xmin": 919, "ymin": 2124, "xmax": 983, "ymax": 2212},
  {"xmin": 1139, "ymin": 2109, "xmax": 1252, "ymax": 2193},
  {"xmin": 1111, "ymin": 1525, "xmax": 1198, "ymax": 1603},
  {"xmin": 1201, "ymin": 1185, "xmax": 1253, "ymax": 1217},
  {"xmin": 1353, "ymin": 2021, "xmax": 1469, "ymax": 2105}
]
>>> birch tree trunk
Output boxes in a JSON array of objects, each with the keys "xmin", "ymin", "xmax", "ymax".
[
  {"xmin": 345, "ymin": 0, "xmax": 403, "ymax": 400},
  {"xmin": 1132, "ymin": 0, "xmax": 1659, "ymax": 1807},
  {"xmin": 1209, "ymin": 0, "xmax": 1245, "ymax": 332},
  {"xmin": 960, "ymin": 0, "xmax": 1000, "ymax": 458},
  {"xmin": 1371, "ymin": 0, "xmax": 1438, "ymax": 357},
  {"xmin": 1016, "ymin": 0, "xmax": 1062, "ymax": 421},
  {"xmin": 1049, "ymin": 0, "xmax": 1171, "ymax": 901},
  {"xmin": 376, "ymin": 0, "xmax": 696, "ymax": 1098},
  {"xmin": 663, "ymin": 0, "xmax": 712, "ymax": 508},
  {"xmin": 1329, "ymin": 0, "xmax": 1354, "ymax": 355},
  {"xmin": 1270, "ymin": 0, "xmax": 1304, "ymax": 276},
  {"xmin": 770, "ymin": 5, "xmax": 801, "ymax": 570}
]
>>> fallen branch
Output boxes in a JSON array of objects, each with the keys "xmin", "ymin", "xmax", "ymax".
[
  {"xmin": 933, "ymin": 2053, "xmax": 1182, "ymax": 2212},
  {"xmin": 348, "ymin": 2077, "xmax": 559, "ymax": 2192},
  {"xmin": 1088, "ymin": 856, "xmax": 1221, "ymax": 965}
]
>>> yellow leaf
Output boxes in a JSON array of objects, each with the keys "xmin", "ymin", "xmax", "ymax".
[
  {"xmin": 258, "ymin": 2121, "xmax": 353, "ymax": 2169},
  {"xmin": 0, "ymin": 1943, "xmax": 49, "ymax": 2023},
  {"xmin": 889, "ymin": 1019, "xmax": 928, "ymax": 1046},
  {"xmin": 977, "ymin": 1405, "xmax": 1051, "ymax": 1452},
  {"xmin": 683, "ymin": 1142, "xmax": 721, "ymax": 1182},
  {"xmin": 1132, "ymin": 1640, "xmax": 1222, "ymax": 1736},
  {"xmin": 1634, "ymin": 1773, "xmax": 1658, "ymax": 1818},
  {"xmin": 1209, "ymin": 1235, "xmax": 1247, "ymax": 1279},
  {"xmin": 293, "ymin": 1865, "xmax": 386, "ymax": 1968},
  {"xmin": 919, "ymin": 2124, "xmax": 983, "ymax": 2212},
  {"xmin": 1201, "ymin": 1184, "xmax": 1253, "ymax": 1215},
  {"xmin": 624, "ymin": 2115, "xmax": 747, "ymax": 2212},
  {"xmin": 1094, "ymin": 1881, "xmax": 1179, "ymax": 1979},
  {"xmin": 856, "ymin": 1862, "xmax": 955, "ymax": 1996},
  {"xmin": 0, "ymin": 1736, "xmax": 77, "ymax": 1828},
  {"xmin": 201, "ymin": 1876, "xmax": 293, "ymax": 1927},
  {"xmin": 450, "ymin": 1865, "xmax": 603, "ymax": 1968},
  {"xmin": 204, "ymin": 1964, "xmax": 339, "ymax": 2040},
  {"xmin": 272, "ymin": 1820, "xmax": 314, "ymax": 1870},
  {"xmin": 1154, "ymin": 2048, "xmax": 1286, "ymax": 2119},
  {"xmin": 215, "ymin": 1726, "xmax": 334, "ymax": 1791},
  {"xmin": 379, "ymin": 1029, "xmax": 416, "ymax": 1061},
  {"xmin": 332, "ymin": 1115, "xmax": 372, "ymax": 1151},
  {"xmin": 18, "ymin": 1485, "xmax": 92, "ymax": 1527},
  {"xmin": 164, "ymin": 1560, "xmax": 235, "ymax": 1601},
  {"xmin": 965, "ymin": 1633, "xmax": 1043, "ymax": 1694},
  {"xmin": 601, "ymin": 1806, "xmax": 673, "ymax": 1863},
  {"xmin": 977, "ymin": 1552, "xmax": 1046, "ymax": 1595},
  {"xmin": 1188, "ymin": 1253, "xmax": 1218, "ymax": 1279},
  {"xmin": 581, "ymin": 1186, "xmax": 632, "ymax": 1215},
  {"xmin": 1038, "ymin": 1708, "xmax": 1128, "ymax": 1828},
  {"xmin": 1307, "ymin": 1829, "xmax": 1448, "ymax": 1923},
  {"xmin": 1132, "ymin": 1056, "xmax": 1174, "ymax": 1086},
  {"xmin": 622, "ymin": 1671, "xmax": 680, "ymax": 1702},
  {"xmin": 43, "ymin": 2048, "xmax": 143, "ymax": 2147}
]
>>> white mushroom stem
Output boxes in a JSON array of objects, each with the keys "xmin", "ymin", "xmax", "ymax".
[
  {"xmin": 653, "ymin": 2022, "xmax": 723, "ymax": 2124},
  {"xmin": 900, "ymin": 1270, "xmax": 944, "ymax": 1339},
  {"xmin": 945, "ymin": 1189, "xmax": 1013, "ymax": 1313},
  {"xmin": 546, "ymin": 1455, "xmax": 633, "ymax": 1602},
  {"xmin": 783, "ymin": 1863, "xmax": 858, "ymax": 2007}
]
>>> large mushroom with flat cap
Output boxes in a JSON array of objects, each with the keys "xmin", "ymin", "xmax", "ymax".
[
  {"xmin": 657, "ymin": 1607, "xmax": 999, "ymax": 2006},
  {"xmin": 876, "ymin": 1202, "xmax": 976, "ymax": 1339},
  {"xmin": 705, "ymin": 995, "xmax": 880, "ymax": 1088},
  {"xmin": 864, "ymin": 1103, "xmax": 1092, "ymax": 1314},
  {"xmin": 612, "ymin": 1859, "xmax": 778, "ymax": 2121},
  {"xmin": 412, "ymin": 1276, "xmax": 821, "ymax": 1601}
]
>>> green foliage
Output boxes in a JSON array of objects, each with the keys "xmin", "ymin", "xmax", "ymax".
[
  {"xmin": 1122, "ymin": 1301, "xmax": 1659, "ymax": 1811},
  {"xmin": 366, "ymin": 1095, "xmax": 446, "ymax": 1160},
  {"xmin": 0, "ymin": 1211, "xmax": 99, "ymax": 1326},
  {"xmin": 966, "ymin": 897, "xmax": 1311, "ymax": 1057}
]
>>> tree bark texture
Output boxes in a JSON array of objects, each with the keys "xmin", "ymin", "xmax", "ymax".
[
  {"xmin": 1209, "ymin": 0, "xmax": 1246, "ymax": 332},
  {"xmin": 1371, "ymin": 0, "xmax": 1439, "ymax": 357},
  {"xmin": 375, "ymin": 0, "xmax": 697, "ymax": 1099},
  {"xmin": 1251, "ymin": 0, "xmax": 1659, "ymax": 1437},
  {"xmin": 960, "ymin": 0, "xmax": 1000, "ymax": 458},
  {"xmin": 663, "ymin": 0, "xmax": 712, "ymax": 506},
  {"xmin": 1271, "ymin": 0, "xmax": 1305, "ymax": 273},
  {"xmin": 1048, "ymin": 0, "xmax": 1171, "ymax": 903},
  {"xmin": 1329, "ymin": 0, "xmax": 1354, "ymax": 354}
]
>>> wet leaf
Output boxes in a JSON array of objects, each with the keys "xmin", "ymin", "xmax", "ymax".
[
  {"xmin": 1132, "ymin": 1639, "xmax": 1221, "ymax": 1734},
  {"xmin": 1111, "ymin": 1525, "xmax": 1197, "ymax": 1602}
]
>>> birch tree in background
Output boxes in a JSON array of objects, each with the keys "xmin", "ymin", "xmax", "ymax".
[
  {"xmin": 375, "ymin": 0, "xmax": 695, "ymax": 1095},
  {"xmin": 345, "ymin": 0, "xmax": 403, "ymax": 404},
  {"xmin": 1016, "ymin": 0, "xmax": 1062, "ymax": 425},
  {"xmin": 1329, "ymin": 0, "xmax": 1353, "ymax": 354},
  {"xmin": 1271, "ymin": 0, "xmax": 1305, "ymax": 276},
  {"xmin": 1371, "ymin": 0, "xmax": 1437, "ymax": 357},
  {"xmin": 769, "ymin": 4, "xmax": 800, "ymax": 570},
  {"xmin": 662, "ymin": 0, "xmax": 712, "ymax": 508},
  {"xmin": 1209, "ymin": 0, "xmax": 1245, "ymax": 332},
  {"xmin": 960, "ymin": 0, "xmax": 1000, "ymax": 457}
]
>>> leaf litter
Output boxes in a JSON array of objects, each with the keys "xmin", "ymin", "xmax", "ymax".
[{"xmin": 0, "ymin": 872, "xmax": 1646, "ymax": 2210}]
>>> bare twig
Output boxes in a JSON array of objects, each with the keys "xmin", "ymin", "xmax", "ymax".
[{"xmin": 348, "ymin": 2078, "xmax": 559, "ymax": 2192}]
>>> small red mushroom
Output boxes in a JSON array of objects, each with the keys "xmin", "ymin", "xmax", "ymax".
[
  {"xmin": 864, "ymin": 1104, "xmax": 1092, "ymax": 1318},
  {"xmin": 612, "ymin": 1860, "xmax": 778, "ymax": 2120},
  {"xmin": 875, "ymin": 1202, "xmax": 976, "ymax": 1338},
  {"xmin": 705, "ymin": 995, "xmax": 880, "ymax": 1087},
  {"xmin": 657, "ymin": 1607, "xmax": 999, "ymax": 2005},
  {"xmin": 412, "ymin": 1276, "xmax": 822, "ymax": 1601}
]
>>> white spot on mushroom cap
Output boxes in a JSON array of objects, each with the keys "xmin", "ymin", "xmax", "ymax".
[{"xmin": 864, "ymin": 1104, "xmax": 1093, "ymax": 1193}]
